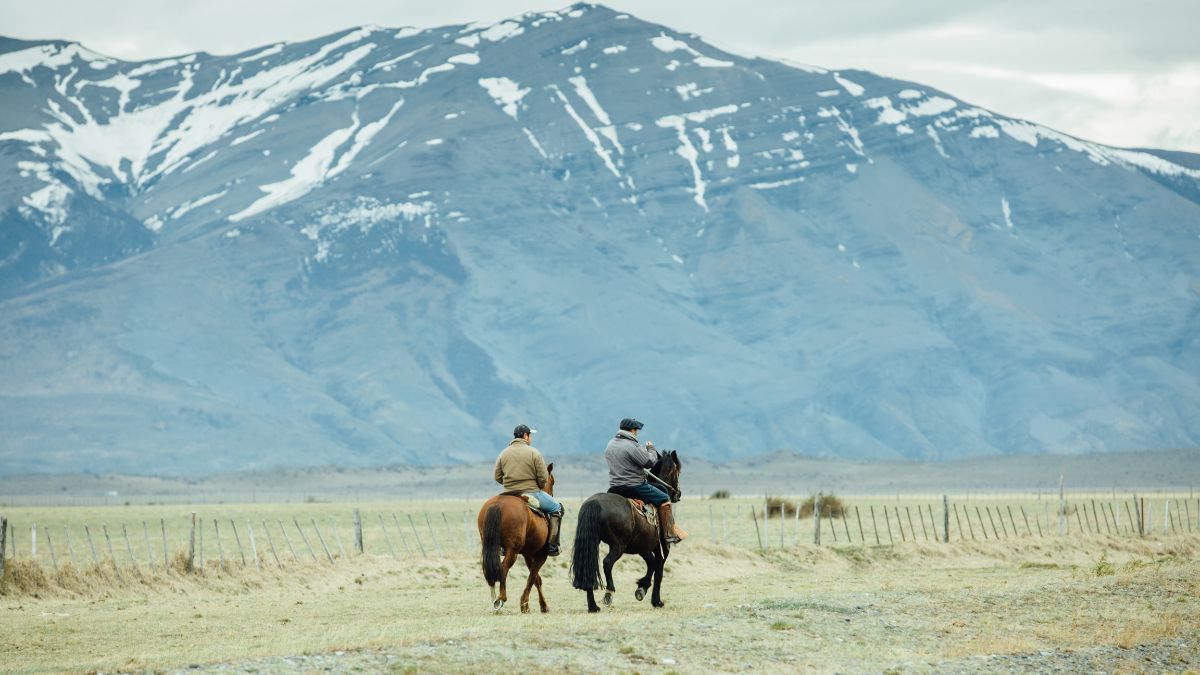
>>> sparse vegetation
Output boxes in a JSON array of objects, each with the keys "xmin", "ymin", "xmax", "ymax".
[
  {"xmin": 768, "ymin": 494, "xmax": 848, "ymax": 518},
  {"xmin": 710, "ymin": 489, "xmax": 731, "ymax": 499}
]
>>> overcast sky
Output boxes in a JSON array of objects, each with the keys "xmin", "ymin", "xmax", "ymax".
[{"xmin": 4, "ymin": 1, "xmax": 1198, "ymax": 152}]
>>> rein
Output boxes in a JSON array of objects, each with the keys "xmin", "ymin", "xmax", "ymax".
[{"xmin": 643, "ymin": 467, "xmax": 680, "ymax": 501}]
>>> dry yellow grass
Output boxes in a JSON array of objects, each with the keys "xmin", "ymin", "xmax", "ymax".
[{"xmin": 2, "ymin": 501, "xmax": 1198, "ymax": 673}]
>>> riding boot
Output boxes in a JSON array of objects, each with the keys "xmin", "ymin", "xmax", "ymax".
[
  {"xmin": 546, "ymin": 511, "xmax": 563, "ymax": 556},
  {"xmin": 657, "ymin": 503, "xmax": 689, "ymax": 543}
]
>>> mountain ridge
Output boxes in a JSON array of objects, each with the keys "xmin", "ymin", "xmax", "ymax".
[{"xmin": 1, "ymin": 3, "xmax": 1198, "ymax": 475}]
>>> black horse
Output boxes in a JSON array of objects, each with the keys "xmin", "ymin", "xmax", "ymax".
[{"xmin": 570, "ymin": 450, "xmax": 683, "ymax": 612}]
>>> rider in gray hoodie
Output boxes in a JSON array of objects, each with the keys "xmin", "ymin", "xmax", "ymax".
[{"xmin": 604, "ymin": 418, "xmax": 688, "ymax": 543}]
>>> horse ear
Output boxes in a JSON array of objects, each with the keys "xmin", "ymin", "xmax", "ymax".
[
  {"xmin": 671, "ymin": 450, "xmax": 680, "ymax": 467},
  {"xmin": 547, "ymin": 462, "xmax": 554, "ymax": 474}
]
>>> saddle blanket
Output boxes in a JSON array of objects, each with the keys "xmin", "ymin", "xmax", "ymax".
[{"xmin": 629, "ymin": 499, "xmax": 658, "ymax": 527}]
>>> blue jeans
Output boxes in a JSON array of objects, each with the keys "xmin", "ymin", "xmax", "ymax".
[
  {"xmin": 528, "ymin": 490, "xmax": 562, "ymax": 514},
  {"xmin": 611, "ymin": 482, "xmax": 669, "ymax": 506}
]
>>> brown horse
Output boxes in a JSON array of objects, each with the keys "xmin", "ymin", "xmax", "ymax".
[{"xmin": 477, "ymin": 463, "xmax": 555, "ymax": 612}]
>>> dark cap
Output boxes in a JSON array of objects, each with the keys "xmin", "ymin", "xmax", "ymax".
[
  {"xmin": 619, "ymin": 418, "xmax": 644, "ymax": 431},
  {"xmin": 513, "ymin": 424, "xmax": 535, "ymax": 438}
]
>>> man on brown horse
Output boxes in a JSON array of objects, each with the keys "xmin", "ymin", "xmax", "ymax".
[
  {"xmin": 494, "ymin": 424, "xmax": 564, "ymax": 556},
  {"xmin": 605, "ymin": 418, "xmax": 688, "ymax": 543}
]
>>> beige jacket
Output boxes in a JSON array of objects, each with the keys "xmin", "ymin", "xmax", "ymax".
[{"xmin": 494, "ymin": 438, "xmax": 549, "ymax": 493}]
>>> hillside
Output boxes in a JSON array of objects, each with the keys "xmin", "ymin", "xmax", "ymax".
[{"xmin": 1, "ymin": 4, "xmax": 1198, "ymax": 474}]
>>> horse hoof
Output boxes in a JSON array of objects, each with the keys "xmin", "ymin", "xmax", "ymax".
[
  {"xmin": 603, "ymin": 592, "xmax": 613, "ymax": 606},
  {"xmin": 635, "ymin": 587, "xmax": 646, "ymax": 602},
  {"xmin": 588, "ymin": 605, "xmax": 601, "ymax": 613},
  {"xmin": 653, "ymin": 600, "xmax": 665, "ymax": 608},
  {"xmin": 493, "ymin": 599, "xmax": 504, "ymax": 611},
  {"xmin": 521, "ymin": 603, "xmax": 530, "ymax": 614}
]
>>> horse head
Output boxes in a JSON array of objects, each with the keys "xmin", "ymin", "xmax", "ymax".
[
  {"xmin": 545, "ymin": 462, "xmax": 555, "ymax": 496},
  {"xmin": 651, "ymin": 451, "xmax": 682, "ymax": 503}
]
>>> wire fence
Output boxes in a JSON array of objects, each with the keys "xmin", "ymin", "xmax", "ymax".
[{"xmin": 1, "ymin": 493, "xmax": 1197, "ymax": 580}]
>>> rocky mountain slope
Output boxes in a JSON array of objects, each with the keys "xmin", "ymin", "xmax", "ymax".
[{"xmin": 1, "ymin": 4, "xmax": 1198, "ymax": 474}]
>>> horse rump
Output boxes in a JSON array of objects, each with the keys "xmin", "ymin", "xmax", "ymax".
[
  {"xmin": 569, "ymin": 496, "xmax": 603, "ymax": 591},
  {"xmin": 481, "ymin": 503, "xmax": 503, "ymax": 585}
]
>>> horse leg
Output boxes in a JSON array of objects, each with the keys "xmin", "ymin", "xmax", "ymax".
[
  {"xmin": 601, "ymin": 544, "xmax": 623, "ymax": 607},
  {"xmin": 586, "ymin": 588, "xmax": 601, "ymax": 613},
  {"xmin": 650, "ymin": 551, "xmax": 666, "ymax": 608},
  {"xmin": 519, "ymin": 553, "xmax": 540, "ymax": 614},
  {"xmin": 528, "ymin": 553, "xmax": 550, "ymax": 613},
  {"xmin": 495, "ymin": 547, "xmax": 519, "ymax": 611},
  {"xmin": 634, "ymin": 551, "xmax": 655, "ymax": 601}
]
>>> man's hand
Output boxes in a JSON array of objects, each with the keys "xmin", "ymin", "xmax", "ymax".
[{"xmin": 646, "ymin": 441, "xmax": 656, "ymax": 453}]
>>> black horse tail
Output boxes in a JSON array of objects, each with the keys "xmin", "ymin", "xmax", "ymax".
[
  {"xmin": 481, "ymin": 504, "xmax": 503, "ymax": 585},
  {"xmin": 570, "ymin": 497, "xmax": 603, "ymax": 591}
]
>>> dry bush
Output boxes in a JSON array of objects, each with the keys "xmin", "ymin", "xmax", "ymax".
[
  {"xmin": 785, "ymin": 494, "xmax": 847, "ymax": 519},
  {"xmin": 767, "ymin": 496, "xmax": 797, "ymax": 518},
  {"xmin": 710, "ymin": 490, "xmax": 731, "ymax": 499}
]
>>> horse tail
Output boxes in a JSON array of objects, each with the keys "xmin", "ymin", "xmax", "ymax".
[
  {"xmin": 570, "ymin": 497, "xmax": 603, "ymax": 591},
  {"xmin": 481, "ymin": 504, "xmax": 503, "ymax": 585}
]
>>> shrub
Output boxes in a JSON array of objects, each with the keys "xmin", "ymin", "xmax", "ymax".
[
  {"xmin": 710, "ymin": 490, "xmax": 731, "ymax": 499},
  {"xmin": 790, "ymin": 494, "xmax": 847, "ymax": 519}
]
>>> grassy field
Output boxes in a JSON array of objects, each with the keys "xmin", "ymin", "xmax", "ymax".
[{"xmin": 2, "ymin": 498, "xmax": 1199, "ymax": 673}]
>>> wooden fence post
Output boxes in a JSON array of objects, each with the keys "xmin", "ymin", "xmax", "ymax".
[
  {"xmin": 392, "ymin": 514, "xmax": 412, "ymax": 554},
  {"xmin": 708, "ymin": 505, "xmax": 715, "ymax": 543},
  {"xmin": 160, "ymin": 519, "xmax": 169, "ymax": 572},
  {"xmin": 45, "ymin": 528, "xmax": 58, "ymax": 572},
  {"xmin": 1058, "ymin": 476, "xmax": 1066, "ymax": 536},
  {"xmin": 121, "ymin": 523, "xmax": 138, "ymax": 571},
  {"xmin": 247, "ymin": 521, "xmax": 260, "ymax": 571},
  {"xmin": 869, "ymin": 506, "xmax": 880, "ymax": 545},
  {"xmin": 893, "ymin": 507, "xmax": 904, "ymax": 542},
  {"xmin": 187, "ymin": 513, "xmax": 196, "ymax": 573},
  {"xmin": 1125, "ymin": 501, "xmax": 1136, "ymax": 536},
  {"xmin": 278, "ymin": 520, "xmax": 299, "ymax": 561},
  {"xmin": 1019, "ymin": 506, "xmax": 1032, "ymax": 537},
  {"xmin": 102, "ymin": 524, "xmax": 121, "ymax": 579},
  {"xmin": 1005, "ymin": 506, "xmax": 1019, "ymax": 538},
  {"xmin": 378, "ymin": 514, "xmax": 398, "ymax": 559},
  {"xmin": 230, "ymin": 520, "xmax": 247, "ymax": 566},
  {"xmin": 406, "ymin": 514, "xmax": 427, "ymax": 557},
  {"xmin": 423, "ymin": 513, "xmax": 443, "ymax": 558},
  {"xmin": 883, "ymin": 507, "xmax": 894, "ymax": 545},
  {"xmin": 312, "ymin": 519, "xmax": 334, "ymax": 564},
  {"xmin": 84, "ymin": 524, "xmax": 99, "ymax": 567},
  {"xmin": 812, "ymin": 494, "xmax": 822, "ymax": 546},
  {"xmin": 293, "ymin": 519, "xmax": 317, "ymax": 562},
  {"xmin": 751, "ymin": 506, "xmax": 763, "ymax": 551},
  {"xmin": 942, "ymin": 497, "xmax": 950, "ymax": 543},
  {"xmin": 142, "ymin": 522, "xmax": 156, "ymax": 573},
  {"xmin": 974, "ymin": 507, "xmax": 987, "ymax": 540},
  {"xmin": 262, "ymin": 520, "xmax": 281, "ymax": 568},
  {"xmin": 908, "ymin": 507, "xmax": 923, "ymax": 541},
  {"xmin": 825, "ymin": 506, "xmax": 837, "ymax": 543},
  {"xmin": 329, "ymin": 518, "xmax": 346, "ymax": 559},
  {"xmin": 32, "ymin": 523, "xmax": 37, "ymax": 560},
  {"xmin": 854, "ymin": 505, "xmax": 865, "ymax": 544},
  {"xmin": 353, "ymin": 508, "xmax": 363, "ymax": 555},
  {"xmin": 214, "ymin": 520, "xmax": 226, "ymax": 572},
  {"xmin": 198, "ymin": 517, "xmax": 205, "ymax": 570},
  {"xmin": 64, "ymin": 526, "xmax": 79, "ymax": 567},
  {"xmin": 842, "ymin": 507, "xmax": 852, "ymax": 543},
  {"xmin": 0, "ymin": 516, "xmax": 7, "ymax": 578},
  {"xmin": 763, "ymin": 498, "xmax": 770, "ymax": 550}
]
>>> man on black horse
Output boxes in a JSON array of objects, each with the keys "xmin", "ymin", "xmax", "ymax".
[
  {"xmin": 605, "ymin": 418, "xmax": 688, "ymax": 543},
  {"xmin": 494, "ymin": 424, "xmax": 564, "ymax": 555}
]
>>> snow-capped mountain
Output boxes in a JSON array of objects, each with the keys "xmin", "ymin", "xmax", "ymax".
[{"xmin": 2, "ymin": 4, "xmax": 1198, "ymax": 474}]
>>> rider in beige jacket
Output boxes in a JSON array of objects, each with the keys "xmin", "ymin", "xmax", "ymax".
[{"xmin": 494, "ymin": 424, "xmax": 563, "ymax": 555}]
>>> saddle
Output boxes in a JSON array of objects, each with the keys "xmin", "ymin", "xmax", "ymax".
[
  {"xmin": 500, "ymin": 489, "xmax": 549, "ymax": 515},
  {"xmin": 606, "ymin": 486, "xmax": 657, "ymax": 526}
]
